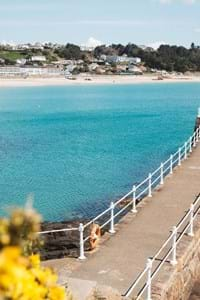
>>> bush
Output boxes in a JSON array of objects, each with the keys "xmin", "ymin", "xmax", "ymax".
[{"xmin": 0, "ymin": 207, "xmax": 72, "ymax": 300}]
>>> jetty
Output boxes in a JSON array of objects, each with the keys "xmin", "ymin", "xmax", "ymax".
[{"xmin": 42, "ymin": 111, "xmax": 200, "ymax": 300}]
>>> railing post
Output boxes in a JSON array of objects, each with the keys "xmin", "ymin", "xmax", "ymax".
[
  {"xmin": 170, "ymin": 226, "xmax": 177, "ymax": 266},
  {"xmin": 193, "ymin": 133, "xmax": 196, "ymax": 147},
  {"xmin": 188, "ymin": 204, "xmax": 194, "ymax": 237},
  {"xmin": 160, "ymin": 163, "xmax": 164, "ymax": 185},
  {"xmin": 184, "ymin": 142, "xmax": 187, "ymax": 159},
  {"xmin": 189, "ymin": 137, "xmax": 192, "ymax": 153},
  {"xmin": 196, "ymin": 130, "xmax": 199, "ymax": 143},
  {"xmin": 170, "ymin": 154, "xmax": 173, "ymax": 175},
  {"xmin": 131, "ymin": 185, "xmax": 137, "ymax": 213},
  {"xmin": 109, "ymin": 202, "xmax": 115, "ymax": 234},
  {"xmin": 146, "ymin": 258, "xmax": 152, "ymax": 300},
  {"xmin": 178, "ymin": 147, "xmax": 181, "ymax": 166},
  {"xmin": 148, "ymin": 173, "xmax": 152, "ymax": 197},
  {"xmin": 78, "ymin": 223, "xmax": 86, "ymax": 260}
]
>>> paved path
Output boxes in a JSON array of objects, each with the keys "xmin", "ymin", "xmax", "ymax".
[
  {"xmin": 44, "ymin": 143, "xmax": 200, "ymax": 299},
  {"xmin": 70, "ymin": 143, "xmax": 200, "ymax": 296}
]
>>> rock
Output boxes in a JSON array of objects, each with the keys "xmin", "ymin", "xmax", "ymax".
[
  {"xmin": 39, "ymin": 220, "xmax": 108, "ymax": 260},
  {"xmin": 39, "ymin": 220, "xmax": 90, "ymax": 260}
]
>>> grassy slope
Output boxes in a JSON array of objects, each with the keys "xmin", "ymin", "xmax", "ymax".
[
  {"xmin": 0, "ymin": 50, "xmax": 59, "ymax": 64},
  {"xmin": 0, "ymin": 51, "xmax": 26, "ymax": 61}
]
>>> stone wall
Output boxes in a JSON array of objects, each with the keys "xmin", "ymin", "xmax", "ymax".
[{"xmin": 151, "ymin": 217, "xmax": 200, "ymax": 300}]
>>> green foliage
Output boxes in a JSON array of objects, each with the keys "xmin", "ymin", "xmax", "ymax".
[
  {"xmin": 94, "ymin": 43, "xmax": 200, "ymax": 73},
  {"xmin": 0, "ymin": 51, "xmax": 24, "ymax": 64},
  {"xmin": 1, "ymin": 42, "xmax": 200, "ymax": 73},
  {"xmin": 0, "ymin": 49, "xmax": 57, "ymax": 65},
  {"xmin": 55, "ymin": 44, "xmax": 81, "ymax": 60},
  {"xmin": 94, "ymin": 45, "xmax": 117, "ymax": 57},
  {"xmin": 0, "ymin": 208, "xmax": 42, "ymax": 256}
]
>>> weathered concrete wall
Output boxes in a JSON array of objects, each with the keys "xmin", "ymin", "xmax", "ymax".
[{"xmin": 152, "ymin": 217, "xmax": 200, "ymax": 300}]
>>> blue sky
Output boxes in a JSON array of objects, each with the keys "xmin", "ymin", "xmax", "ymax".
[{"xmin": 0, "ymin": 0, "xmax": 200, "ymax": 47}]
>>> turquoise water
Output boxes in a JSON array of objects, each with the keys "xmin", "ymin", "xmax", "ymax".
[{"xmin": 0, "ymin": 83, "xmax": 200, "ymax": 221}]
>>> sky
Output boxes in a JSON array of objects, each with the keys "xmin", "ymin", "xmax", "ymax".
[{"xmin": 0, "ymin": 0, "xmax": 200, "ymax": 48}]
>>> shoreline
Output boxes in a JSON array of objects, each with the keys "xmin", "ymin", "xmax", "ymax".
[{"xmin": 0, "ymin": 74, "xmax": 200, "ymax": 88}]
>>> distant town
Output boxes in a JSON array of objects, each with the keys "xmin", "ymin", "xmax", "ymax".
[{"xmin": 0, "ymin": 39, "xmax": 200, "ymax": 78}]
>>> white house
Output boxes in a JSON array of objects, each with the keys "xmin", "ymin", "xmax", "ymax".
[
  {"xmin": 106, "ymin": 55, "xmax": 141, "ymax": 65},
  {"xmin": 131, "ymin": 57, "xmax": 141, "ymax": 64},
  {"xmin": 16, "ymin": 58, "xmax": 27, "ymax": 65},
  {"xmin": 31, "ymin": 56, "xmax": 46, "ymax": 62}
]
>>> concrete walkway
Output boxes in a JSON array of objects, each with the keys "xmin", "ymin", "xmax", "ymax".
[{"xmin": 44, "ymin": 143, "xmax": 200, "ymax": 299}]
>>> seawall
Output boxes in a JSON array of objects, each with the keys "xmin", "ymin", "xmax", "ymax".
[{"xmin": 152, "ymin": 216, "xmax": 200, "ymax": 300}]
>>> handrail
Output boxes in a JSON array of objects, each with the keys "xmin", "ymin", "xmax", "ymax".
[
  {"xmin": 151, "ymin": 165, "xmax": 161, "ymax": 177},
  {"xmin": 83, "ymin": 206, "xmax": 112, "ymax": 229},
  {"xmin": 124, "ymin": 193, "xmax": 200, "ymax": 299},
  {"xmin": 37, "ymin": 124, "xmax": 200, "ymax": 263},
  {"xmin": 38, "ymin": 227, "xmax": 78, "ymax": 234},
  {"xmin": 136, "ymin": 176, "xmax": 149, "ymax": 190},
  {"xmin": 114, "ymin": 190, "xmax": 134, "ymax": 206}
]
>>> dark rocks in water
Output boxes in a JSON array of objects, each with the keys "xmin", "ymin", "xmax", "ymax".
[
  {"xmin": 194, "ymin": 116, "xmax": 200, "ymax": 132},
  {"xmin": 39, "ymin": 219, "xmax": 109, "ymax": 260},
  {"xmin": 191, "ymin": 115, "xmax": 200, "ymax": 147},
  {"xmin": 39, "ymin": 220, "xmax": 90, "ymax": 261}
]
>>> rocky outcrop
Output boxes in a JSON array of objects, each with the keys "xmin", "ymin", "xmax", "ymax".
[
  {"xmin": 40, "ymin": 221, "xmax": 90, "ymax": 260},
  {"xmin": 40, "ymin": 220, "xmax": 108, "ymax": 260}
]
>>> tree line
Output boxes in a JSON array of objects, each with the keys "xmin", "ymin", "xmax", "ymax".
[
  {"xmin": 94, "ymin": 43, "xmax": 200, "ymax": 73},
  {"xmin": 1, "ymin": 42, "xmax": 200, "ymax": 73},
  {"xmin": 37, "ymin": 42, "xmax": 200, "ymax": 73}
]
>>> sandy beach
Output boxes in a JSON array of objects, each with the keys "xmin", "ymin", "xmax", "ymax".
[{"xmin": 0, "ymin": 74, "xmax": 200, "ymax": 88}]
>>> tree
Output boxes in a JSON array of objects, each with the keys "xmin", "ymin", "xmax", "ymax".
[
  {"xmin": 122, "ymin": 43, "xmax": 140, "ymax": 57},
  {"xmin": 191, "ymin": 42, "xmax": 195, "ymax": 50},
  {"xmin": 56, "ymin": 44, "xmax": 81, "ymax": 60},
  {"xmin": 94, "ymin": 45, "xmax": 117, "ymax": 58}
]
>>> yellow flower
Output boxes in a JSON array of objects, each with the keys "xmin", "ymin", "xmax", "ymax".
[
  {"xmin": 49, "ymin": 286, "xmax": 66, "ymax": 300},
  {"xmin": 0, "ymin": 233, "xmax": 10, "ymax": 245},
  {"xmin": 1, "ymin": 246, "xmax": 21, "ymax": 260},
  {"xmin": 29, "ymin": 254, "xmax": 40, "ymax": 268},
  {"xmin": 0, "ymin": 208, "xmax": 68, "ymax": 300}
]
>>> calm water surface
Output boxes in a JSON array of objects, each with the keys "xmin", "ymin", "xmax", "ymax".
[{"xmin": 0, "ymin": 83, "xmax": 200, "ymax": 221}]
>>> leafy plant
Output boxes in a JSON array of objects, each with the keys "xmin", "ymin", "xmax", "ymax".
[{"xmin": 0, "ymin": 207, "xmax": 71, "ymax": 300}]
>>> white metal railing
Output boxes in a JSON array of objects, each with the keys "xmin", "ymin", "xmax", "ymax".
[
  {"xmin": 38, "ymin": 227, "xmax": 78, "ymax": 234},
  {"xmin": 39, "ymin": 124, "xmax": 200, "ymax": 261},
  {"xmin": 78, "ymin": 125, "xmax": 200, "ymax": 260},
  {"xmin": 124, "ymin": 194, "xmax": 200, "ymax": 299}
]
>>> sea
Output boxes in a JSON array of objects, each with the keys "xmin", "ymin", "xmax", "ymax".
[{"xmin": 0, "ymin": 82, "xmax": 200, "ymax": 221}]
